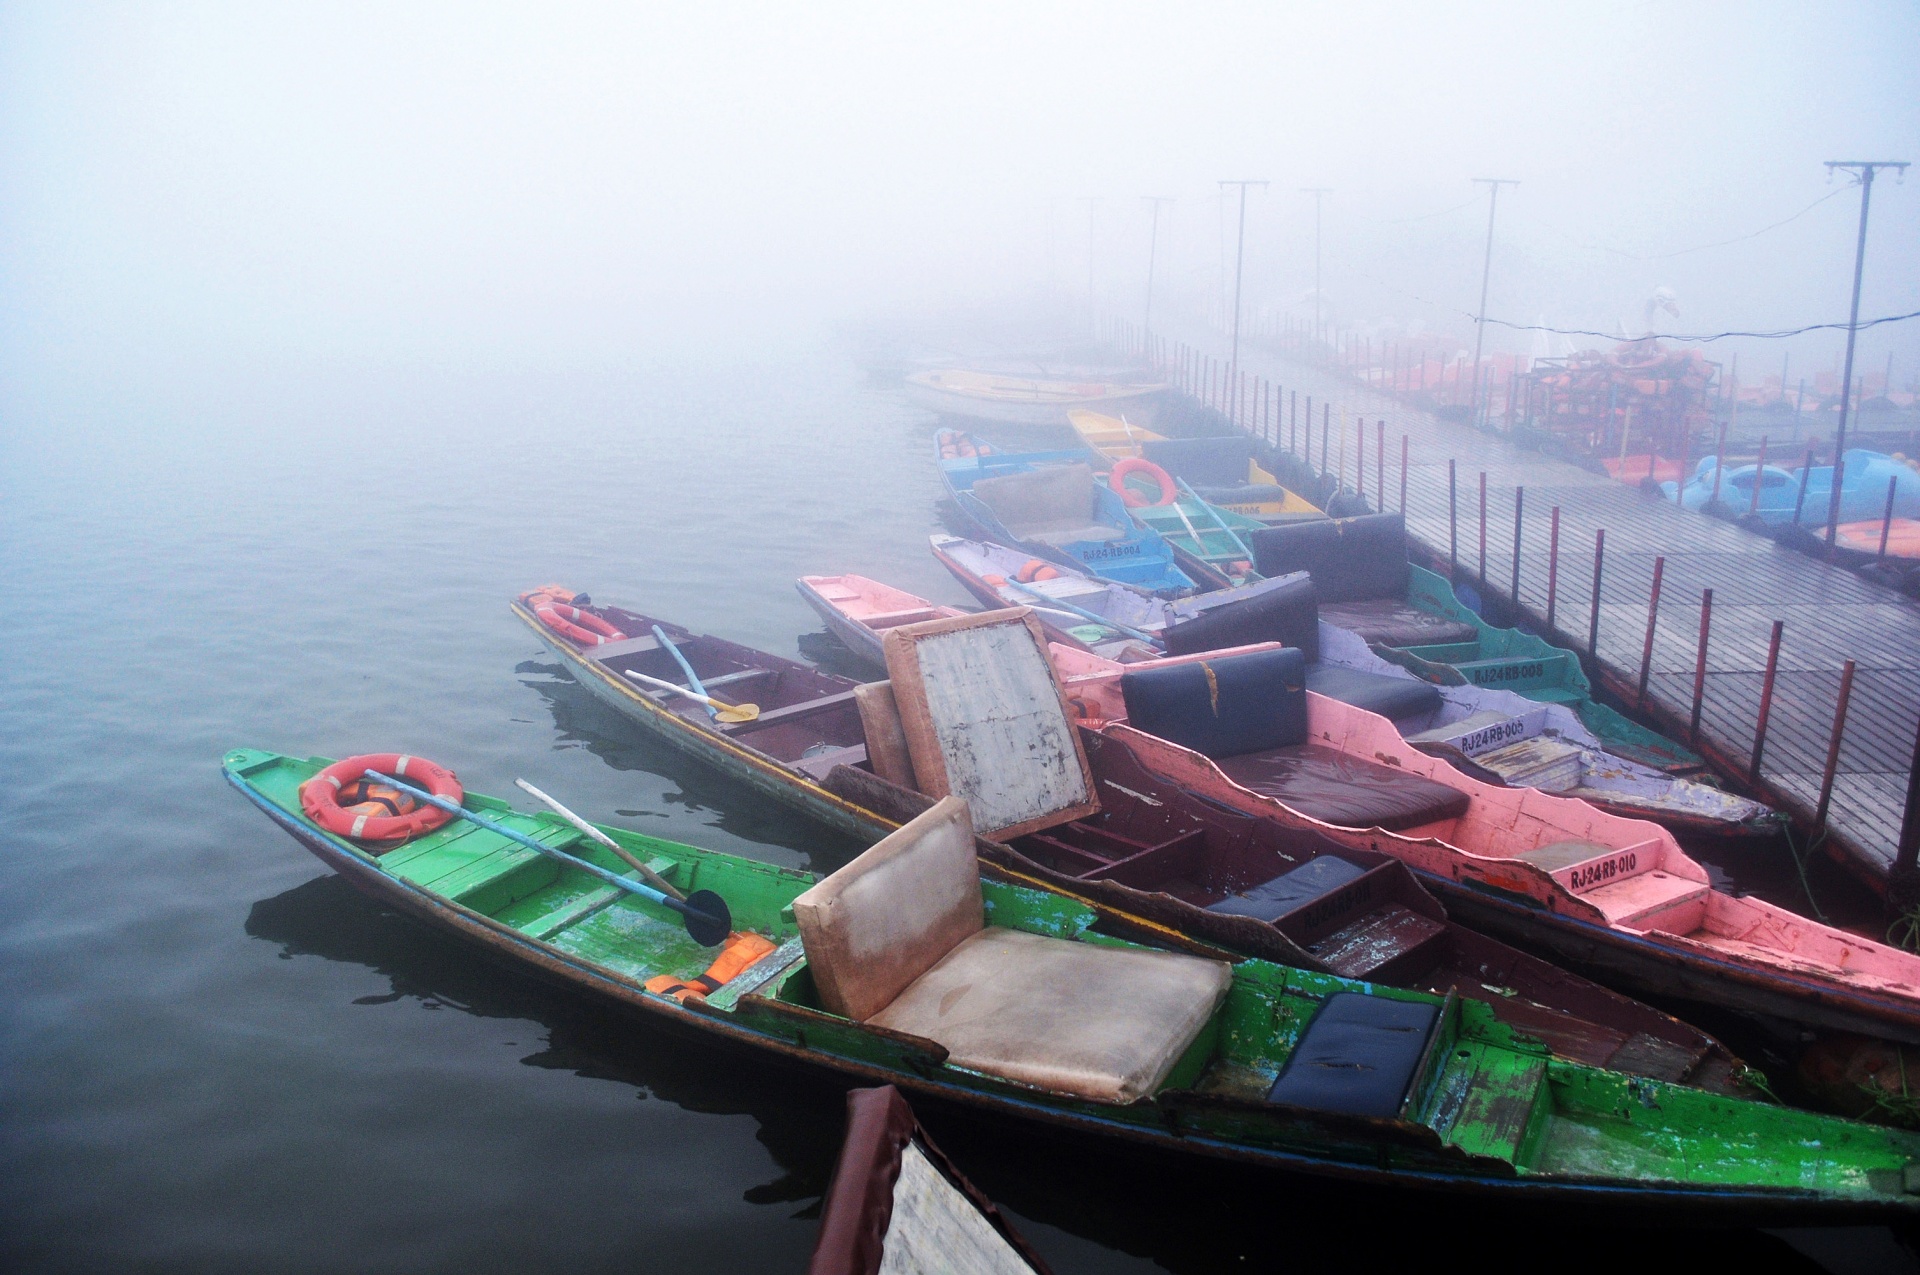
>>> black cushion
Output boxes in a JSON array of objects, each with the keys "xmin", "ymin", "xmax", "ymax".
[
  {"xmin": 1317, "ymin": 599, "xmax": 1481, "ymax": 649},
  {"xmin": 1267, "ymin": 992, "xmax": 1440, "ymax": 1118},
  {"xmin": 1215, "ymin": 744, "xmax": 1473, "ymax": 831},
  {"xmin": 1304, "ymin": 664, "xmax": 1443, "ymax": 722},
  {"xmin": 1141, "ymin": 435, "xmax": 1254, "ymax": 487},
  {"xmin": 1206, "ymin": 855, "xmax": 1366, "ymax": 924},
  {"xmin": 1247, "ymin": 513, "xmax": 1411, "ymax": 603},
  {"xmin": 1162, "ymin": 573, "xmax": 1319, "ymax": 661},
  {"xmin": 1120, "ymin": 647, "xmax": 1307, "ymax": 759}
]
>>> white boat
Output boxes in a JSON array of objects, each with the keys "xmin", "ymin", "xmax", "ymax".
[{"xmin": 903, "ymin": 369, "xmax": 1166, "ymax": 428}]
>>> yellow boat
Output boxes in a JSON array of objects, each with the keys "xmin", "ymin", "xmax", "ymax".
[
  {"xmin": 1067, "ymin": 409, "xmax": 1323, "ymax": 521},
  {"xmin": 902, "ymin": 370, "xmax": 1167, "ymax": 428}
]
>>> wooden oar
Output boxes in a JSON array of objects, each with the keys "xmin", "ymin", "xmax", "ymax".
[
  {"xmin": 652, "ymin": 625, "xmax": 717, "ymax": 720},
  {"xmin": 513, "ymin": 778, "xmax": 687, "ymax": 901},
  {"xmin": 1001, "ymin": 579, "xmax": 1165, "ymax": 647},
  {"xmin": 622, "ymin": 668, "xmax": 760, "ymax": 722},
  {"xmin": 1176, "ymin": 477, "xmax": 1255, "ymax": 561},
  {"xmin": 366, "ymin": 770, "xmax": 732, "ymax": 946}
]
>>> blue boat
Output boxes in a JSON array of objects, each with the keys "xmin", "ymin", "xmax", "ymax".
[
  {"xmin": 1670, "ymin": 448, "xmax": 1920, "ymax": 526},
  {"xmin": 935, "ymin": 429, "xmax": 1196, "ymax": 595}
]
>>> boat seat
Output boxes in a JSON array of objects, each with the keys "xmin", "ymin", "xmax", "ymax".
[
  {"xmin": 1247, "ymin": 513, "xmax": 1411, "ymax": 603},
  {"xmin": 1215, "ymin": 745, "xmax": 1472, "ymax": 832},
  {"xmin": 1206, "ymin": 855, "xmax": 1366, "ymax": 924},
  {"xmin": 1267, "ymin": 992, "xmax": 1439, "ymax": 1118},
  {"xmin": 969, "ymin": 464, "xmax": 1126, "ymax": 546},
  {"xmin": 1121, "ymin": 647, "xmax": 1470, "ymax": 831},
  {"xmin": 1303, "ymin": 663, "xmax": 1443, "ymax": 722},
  {"xmin": 793, "ymin": 797, "xmax": 1232, "ymax": 1105},
  {"xmin": 860, "ymin": 608, "xmax": 942, "ymax": 628},
  {"xmin": 1317, "ymin": 599, "xmax": 1480, "ymax": 649}
]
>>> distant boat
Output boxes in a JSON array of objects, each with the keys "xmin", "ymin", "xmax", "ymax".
[
  {"xmin": 1067, "ymin": 409, "xmax": 1324, "ymax": 523},
  {"xmin": 903, "ymin": 369, "xmax": 1166, "ymax": 428},
  {"xmin": 1671, "ymin": 449, "xmax": 1920, "ymax": 526}
]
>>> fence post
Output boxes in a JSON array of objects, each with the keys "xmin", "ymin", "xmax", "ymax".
[
  {"xmin": 1322, "ymin": 404, "xmax": 1330, "ymax": 482},
  {"xmin": 1637, "ymin": 555, "xmax": 1665, "ymax": 707},
  {"xmin": 1791, "ymin": 444, "xmax": 1816, "ymax": 525},
  {"xmin": 1448, "ymin": 461, "xmax": 1459, "ymax": 578},
  {"xmin": 1894, "ymin": 715, "xmax": 1920, "ymax": 883},
  {"xmin": 1588, "ymin": 529, "xmax": 1605, "ymax": 656},
  {"xmin": 1399, "ymin": 434, "xmax": 1409, "ymax": 515},
  {"xmin": 1748, "ymin": 436, "xmax": 1769, "ymax": 518},
  {"xmin": 1357, "ymin": 417, "xmax": 1365, "ymax": 500},
  {"xmin": 1290, "ymin": 391, "xmax": 1298, "ymax": 455},
  {"xmin": 1477, "ymin": 472, "xmax": 1488, "ymax": 583},
  {"xmin": 1689, "ymin": 589, "xmax": 1713, "ymax": 745},
  {"xmin": 1545, "ymin": 506, "xmax": 1561, "ymax": 630},
  {"xmin": 1510, "ymin": 487, "xmax": 1526, "ymax": 604},
  {"xmin": 1749, "ymin": 619, "xmax": 1783, "ymax": 780},
  {"xmin": 1881, "ymin": 475, "xmax": 1900, "ymax": 558},
  {"xmin": 1814, "ymin": 659, "xmax": 1858, "ymax": 830},
  {"xmin": 1376, "ymin": 419, "xmax": 1386, "ymax": 507}
]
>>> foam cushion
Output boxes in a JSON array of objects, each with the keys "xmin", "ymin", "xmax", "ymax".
[
  {"xmin": 870, "ymin": 926, "xmax": 1232, "ymax": 1105},
  {"xmin": 1247, "ymin": 513, "xmax": 1411, "ymax": 603},
  {"xmin": 1267, "ymin": 992, "xmax": 1439, "ymax": 1118},
  {"xmin": 1120, "ymin": 647, "xmax": 1308, "ymax": 759},
  {"xmin": 969, "ymin": 465, "xmax": 1115, "ymax": 544},
  {"xmin": 792, "ymin": 796, "xmax": 983, "ymax": 1022},
  {"xmin": 1303, "ymin": 664, "xmax": 1443, "ymax": 722},
  {"xmin": 1206, "ymin": 856, "xmax": 1367, "ymax": 924},
  {"xmin": 1141, "ymin": 435, "xmax": 1254, "ymax": 487},
  {"xmin": 1317, "ymin": 599, "xmax": 1480, "ymax": 649},
  {"xmin": 1162, "ymin": 573, "xmax": 1320, "ymax": 661},
  {"xmin": 1215, "ymin": 744, "xmax": 1473, "ymax": 831}
]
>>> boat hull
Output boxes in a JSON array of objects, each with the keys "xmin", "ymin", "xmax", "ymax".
[{"xmin": 905, "ymin": 378, "xmax": 1165, "ymax": 429}]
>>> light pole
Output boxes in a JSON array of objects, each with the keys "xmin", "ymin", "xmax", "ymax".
[
  {"xmin": 1142, "ymin": 196, "xmax": 1174, "ymax": 354},
  {"xmin": 1221, "ymin": 181, "xmax": 1267, "ymax": 419},
  {"xmin": 1301, "ymin": 188, "xmax": 1330, "ymax": 353},
  {"xmin": 1470, "ymin": 178, "xmax": 1520, "ymax": 429},
  {"xmin": 1080, "ymin": 196, "xmax": 1100, "ymax": 337},
  {"xmin": 1822, "ymin": 160, "xmax": 1908, "ymax": 547}
]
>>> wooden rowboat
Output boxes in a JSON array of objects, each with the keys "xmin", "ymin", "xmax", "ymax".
[
  {"xmin": 904, "ymin": 370, "xmax": 1166, "ymax": 428},
  {"xmin": 223, "ymin": 748, "xmax": 1920, "ymax": 1215},
  {"xmin": 794, "ymin": 574, "xmax": 970, "ymax": 670},
  {"xmin": 1067, "ymin": 409, "xmax": 1323, "ymax": 522}
]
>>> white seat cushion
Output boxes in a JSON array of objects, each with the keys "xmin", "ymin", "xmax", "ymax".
[
  {"xmin": 869, "ymin": 926, "xmax": 1233, "ymax": 1105},
  {"xmin": 792, "ymin": 796, "xmax": 983, "ymax": 1022}
]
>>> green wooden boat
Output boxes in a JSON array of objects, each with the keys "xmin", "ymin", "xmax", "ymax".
[
  {"xmin": 225, "ymin": 745, "xmax": 1920, "ymax": 1216},
  {"xmin": 1372, "ymin": 564, "xmax": 1700, "ymax": 771},
  {"xmin": 1128, "ymin": 493, "xmax": 1268, "ymax": 588}
]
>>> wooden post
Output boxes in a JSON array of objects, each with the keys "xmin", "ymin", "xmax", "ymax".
[
  {"xmin": 1356, "ymin": 416, "xmax": 1365, "ymax": 499},
  {"xmin": 1448, "ymin": 461, "xmax": 1459, "ymax": 578},
  {"xmin": 1881, "ymin": 474, "xmax": 1900, "ymax": 557},
  {"xmin": 1689, "ymin": 589, "xmax": 1713, "ymax": 745},
  {"xmin": 1814, "ymin": 659, "xmax": 1858, "ymax": 830},
  {"xmin": 1376, "ymin": 418, "xmax": 1386, "ymax": 507},
  {"xmin": 1791, "ymin": 444, "xmax": 1816, "ymax": 525},
  {"xmin": 1290, "ymin": 390, "xmax": 1298, "ymax": 455},
  {"xmin": 1305, "ymin": 396, "xmax": 1313, "ymax": 464},
  {"xmin": 1321, "ymin": 404, "xmax": 1330, "ymax": 481},
  {"xmin": 1895, "ymin": 714, "xmax": 1920, "ymax": 878},
  {"xmin": 1709, "ymin": 423, "xmax": 1728, "ymax": 505},
  {"xmin": 1749, "ymin": 619, "xmax": 1783, "ymax": 780},
  {"xmin": 1588, "ymin": 529, "xmax": 1605, "ymax": 656},
  {"xmin": 1545, "ymin": 506, "xmax": 1561, "ymax": 630},
  {"xmin": 1477, "ymin": 471, "xmax": 1488, "ymax": 583},
  {"xmin": 1748, "ymin": 436, "xmax": 1769, "ymax": 518},
  {"xmin": 1510, "ymin": 486, "xmax": 1525, "ymax": 604},
  {"xmin": 1399, "ymin": 434, "xmax": 1409, "ymax": 515},
  {"xmin": 1637, "ymin": 555, "xmax": 1665, "ymax": 708}
]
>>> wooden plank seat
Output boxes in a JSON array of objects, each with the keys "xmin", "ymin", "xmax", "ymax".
[
  {"xmin": 792, "ymin": 798, "xmax": 1232, "ymax": 1105},
  {"xmin": 1120, "ymin": 647, "xmax": 1472, "ymax": 832},
  {"xmin": 719, "ymin": 688, "xmax": 860, "ymax": 733},
  {"xmin": 1317, "ymin": 599, "xmax": 1480, "ymax": 649},
  {"xmin": 584, "ymin": 634, "xmax": 662, "ymax": 663}
]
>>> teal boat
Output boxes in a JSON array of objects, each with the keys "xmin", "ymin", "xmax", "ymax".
[
  {"xmin": 1126, "ymin": 490, "xmax": 1268, "ymax": 588},
  {"xmin": 224, "ymin": 746, "xmax": 1920, "ymax": 1215}
]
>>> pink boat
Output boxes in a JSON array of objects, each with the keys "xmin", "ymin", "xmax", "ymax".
[
  {"xmin": 1052, "ymin": 642, "xmax": 1920, "ymax": 1043},
  {"xmin": 796, "ymin": 574, "xmax": 970, "ymax": 670}
]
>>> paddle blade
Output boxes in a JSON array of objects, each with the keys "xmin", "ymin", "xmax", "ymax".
[
  {"xmin": 714, "ymin": 703, "xmax": 759, "ymax": 723},
  {"xmin": 681, "ymin": 890, "xmax": 732, "ymax": 947}
]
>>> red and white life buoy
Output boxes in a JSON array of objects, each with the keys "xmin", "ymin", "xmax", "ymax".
[
  {"xmin": 1109, "ymin": 458, "xmax": 1178, "ymax": 508},
  {"xmin": 300, "ymin": 753, "xmax": 462, "ymax": 846},
  {"xmin": 525, "ymin": 587, "xmax": 627, "ymax": 647}
]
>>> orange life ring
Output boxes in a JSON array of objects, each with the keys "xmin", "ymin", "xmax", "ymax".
[
  {"xmin": 526, "ymin": 587, "xmax": 627, "ymax": 647},
  {"xmin": 300, "ymin": 753, "xmax": 463, "ymax": 845},
  {"xmin": 1110, "ymin": 458, "xmax": 1177, "ymax": 508},
  {"xmin": 1015, "ymin": 559, "xmax": 1061, "ymax": 583}
]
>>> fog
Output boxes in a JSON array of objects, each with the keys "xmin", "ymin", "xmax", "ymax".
[{"xmin": 3, "ymin": 2, "xmax": 1916, "ymax": 389}]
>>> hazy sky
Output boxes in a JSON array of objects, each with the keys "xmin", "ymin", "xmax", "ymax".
[{"xmin": 3, "ymin": 2, "xmax": 1916, "ymax": 384}]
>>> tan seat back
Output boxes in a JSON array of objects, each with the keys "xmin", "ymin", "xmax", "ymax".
[
  {"xmin": 792, "ymin": 797, "xmax": 984, "ymax": 1022},
  {"xmin": 970, "ymin": 464, "xmax": 1096, "ymax": 538}
]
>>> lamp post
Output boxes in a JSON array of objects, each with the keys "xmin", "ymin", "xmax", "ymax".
[
  {"xmin": 1141, "ymin": 196, "xmax": 1174, "ymax": 352},
  {"xmin": 1469, "ymin": 178, "xmax": 1519, "ymax": 428},
  {"xmin": 1221, "ymin": 181, "xmax": 1268, "ymax": 420},
  {"xmin": 1822, "ymin": 160, "xmax": 1908, "ymax": 549}
]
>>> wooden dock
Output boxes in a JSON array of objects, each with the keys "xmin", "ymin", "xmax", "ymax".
[{"xmin": 1136, "ymin": 328, "xmax": 1920, "ymax": 897}]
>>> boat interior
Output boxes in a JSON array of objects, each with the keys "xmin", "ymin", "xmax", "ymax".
[
  {"xmin": 558, "ymin": 605, "xmax": 869, "ymax": 781},
  {"xmin": 1248, "ymin": 513, "xmax": 1481, "ymax": 648}
]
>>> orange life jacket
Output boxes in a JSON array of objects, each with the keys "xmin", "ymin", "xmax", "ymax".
[{"xmin": 644, "ymin": 932, "xmax": 778, "ymax": 1003}]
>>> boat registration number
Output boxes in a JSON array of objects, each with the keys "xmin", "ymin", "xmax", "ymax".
[
  {"xmin": 1564, "ymin": 851, "xmax": 1637, "ymax": 893},
  {"xmin": 1469, "ymin": 661, "xmax": 1545, "ymax": 686}
]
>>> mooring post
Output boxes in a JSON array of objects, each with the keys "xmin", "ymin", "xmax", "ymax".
[
  {"xmin": 1399, "ymin": 434, "xmax": 1409, "ymax": 514},
  {"xmin": 1305, "ymin": 396, "xmax": 1313, "ymax": 462},
  {"xmin": 1709, "ymin": 423, "xmax": 1728, "ymax": 506},
  {"xmin": 1588, "ymin": 529, "xmax": 1605, "ymax": 656},
  {"xmin": 1356, "ymin": 417, "xmax": 1365, "ymax": 500},
  {"xmin": 1322, "ymin": 404, "xmax": 1330, "ymax": 482},
  {"xmin": 1637, "ymin": 555, "xmax": 1665, "ymax": 708},
  {"xmin": 1448, "ymin": 461, "xmax": 1459, "ymax": 577},
  {"xmin": 1791, "ymin": 444, "xmax": 1816, "ymax": 525},
  {"xmin": 1749, "ymin": 619, "xmax": 1784, "ymax": 780},
  {"xmin": 1880, "ymin": 474, "xmax": 1899, "ymax": 558},
  {"xmin": 1477, "ymin": 472, "xmax": 1488, "ymax": 583},
  {"xmin": 1545, "ymin": 506, "xmax": 1561, "ymax": 630},
  {"xmin": 1748, "ymin": 436, "xmax": 1769, "ymax": 518},
  {"xmin": 1510, "ymin": 486, "xmax": 1525, "ymax": 604},
  {"xmin": 1689, "ymin": 588, "xmax": 1713, "ymax": 745},
  {"xmin": 1895, "ymin": 714, "xmax": 1920, "ymax": 881},
  {"xmin": 1814, "ymin": 659, "xmax": 1858, "ymax": 830},
  {"xmin": 1376, "ymin": 419, "xmax": 1386, "ymax": 506}
]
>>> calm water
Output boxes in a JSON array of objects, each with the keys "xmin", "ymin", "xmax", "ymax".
[{"xmin": 0, "ymin": 342, "xmax": 1909, "ymax": 1272}]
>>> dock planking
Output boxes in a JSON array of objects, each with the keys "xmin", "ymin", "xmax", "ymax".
[{"xmin": 1144, "ymin": 330, "xmax": 1920, "ymax": 896}]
